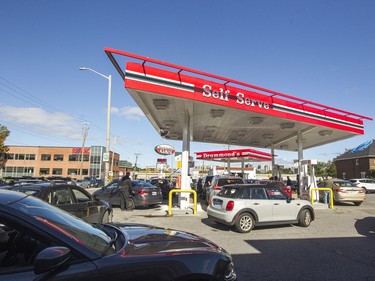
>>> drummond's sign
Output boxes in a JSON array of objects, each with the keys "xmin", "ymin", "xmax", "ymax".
[{"xmin": 195, "ymin": 148, "xmax": 272, "ymax": 161}]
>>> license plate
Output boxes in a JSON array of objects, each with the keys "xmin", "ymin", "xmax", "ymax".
[
  {"xmin": 152, "ymin": 192, "xmax": 157, "ymax": 195},
  {"xmin": 213, "ymin": 198, "xmax": 222, "ymax": 207}
]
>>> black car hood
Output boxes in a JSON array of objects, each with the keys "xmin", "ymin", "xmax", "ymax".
[{"xmin": 112, "ymin": 223, "xmax": 225, "ymax": 256}]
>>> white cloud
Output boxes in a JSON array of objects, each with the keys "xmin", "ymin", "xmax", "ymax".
[
  {"xmin": 0, "ymin": 106, "xmax": 82, "ymax": 140},
  {"xmin": 111, "ymin": 106, "xmax": 145, "ymax": 120}
]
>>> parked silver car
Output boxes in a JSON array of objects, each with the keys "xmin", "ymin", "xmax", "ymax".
[
  {"xmin": 76, "ymin": 179, "xmax": 91, "ymax": 189},
  {"xmin": 207, "ymin": 184, "xmax": 314, "ymax": 233}
]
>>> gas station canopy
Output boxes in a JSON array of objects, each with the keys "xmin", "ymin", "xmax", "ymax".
[{"xmin": 105, "ymin": 48, "xmax": 372, "ymax": 152}]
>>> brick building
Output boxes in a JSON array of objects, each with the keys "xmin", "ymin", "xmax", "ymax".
[
  {"xmin": 1, "ymin": 145, "xmax": 120, "ymax": 180},
  {"xmin": 334, "ymin": 139, "xmax": 375, "ymax": 179}
]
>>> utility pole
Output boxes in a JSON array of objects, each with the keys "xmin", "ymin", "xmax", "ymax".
[
  {"xmin": 134, "ymin": 153, "xmax": 141, "ymax": 172},
  {"xmin": 80, "ymin": 122, "xmax": 89, "ymax": 179}
]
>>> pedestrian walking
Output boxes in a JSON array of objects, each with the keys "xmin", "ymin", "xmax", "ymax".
[{"xmin": 120, "ymin": 172, "xmax": 132, "ymax": 211}]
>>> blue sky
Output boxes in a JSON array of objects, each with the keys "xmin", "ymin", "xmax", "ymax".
[{"xmin": 1, "ymin": 0, "xmax": 374, "ymax": 169}]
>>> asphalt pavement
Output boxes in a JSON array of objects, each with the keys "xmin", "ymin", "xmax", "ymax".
[{"xmin": 90, "ymin": 188, "xmax": 375, "ymax": 281}]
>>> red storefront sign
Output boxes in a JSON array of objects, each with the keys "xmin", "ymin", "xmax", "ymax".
[
  {"xmin": 195, "ymin": 148, "xmax": 272, "ymax": 161},
  {"xmin": 72, "ymin": 148, "xmax": 90, "ymax": 154}
]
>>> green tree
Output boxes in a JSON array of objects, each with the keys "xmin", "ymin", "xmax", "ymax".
[
  {"xmin": 326, "ymin": 160, "xmax": 337, "ymax": 178},
  {"xmin": 0, "ymin": 125, "xmax": 10, "ymax": 169},
  {"xmin": 314, "ymin": 160, "xmax": 336, "ymax": 179}
]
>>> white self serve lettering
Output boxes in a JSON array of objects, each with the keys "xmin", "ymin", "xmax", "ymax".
[
  {"xmin": 236, "ymin": 92, "xmax": 269, "ymax": 109},
  {"xmin": 202, "ymin": 84, "xmax": 230, "ymax": 101},
  {"xmin": 202, "ymin": 84, "xmax": 270, "ymax": 110}
]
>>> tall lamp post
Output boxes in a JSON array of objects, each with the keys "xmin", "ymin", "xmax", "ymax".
[{"xmin": 79, "ymin": 67, "xmax": 112, "ymax": 185}]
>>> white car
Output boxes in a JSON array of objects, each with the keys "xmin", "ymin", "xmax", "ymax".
[
  {"xmin": 207, "ymin": 184, "xmax": 315, "ymax": 233},
  {"xmin": 349, "ymin": 178, "xmax": 375, "ymax": 194}
]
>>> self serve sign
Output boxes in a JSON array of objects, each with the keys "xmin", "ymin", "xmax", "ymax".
[{"xmin": 154, "ymin": 144, "xmax": 175, "ymax": 155}]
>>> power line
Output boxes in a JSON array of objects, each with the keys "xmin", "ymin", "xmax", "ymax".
[{"xmin": 0, "ymin": 75, "xmax": 109, "ymax": 145}]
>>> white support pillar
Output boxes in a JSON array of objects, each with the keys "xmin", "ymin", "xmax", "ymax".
[
  {"xmin": 297, "ymin": 131, "xmax": 304, "ymax": 197},
  {"xmin": 271, "ymin": 146, "xmax": 275, "ymax": 178},
  {"xmin": 241, "ymin": 160, "xmax": 245, "ymax": 179},
  {"xmin": 179, "ymin": 111, "xmax": 191, "ymax": 209}
]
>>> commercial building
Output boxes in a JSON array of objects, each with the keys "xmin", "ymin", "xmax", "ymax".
[{"xmin": 1, "ymin": 145, "xmax": 120, "ymax": 180}]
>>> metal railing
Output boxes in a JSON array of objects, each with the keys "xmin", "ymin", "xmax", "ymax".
[
  {"xmin": 168, "ymin": 189, "xmax": 197, "ymax": 216},
  {"xmin": 310, "ymin": 187, "xmax": 334, "ymax": 209}
]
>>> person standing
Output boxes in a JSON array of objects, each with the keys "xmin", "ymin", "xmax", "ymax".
[
  {"xmin": 286, "ymin": 176, "xmax": 292, "ymax": 187},
  {"xmin": 120, "ymin": 172, "xmax": 132, "ymax": 211}
]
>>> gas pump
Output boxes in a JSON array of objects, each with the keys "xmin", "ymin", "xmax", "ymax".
[{"xmin": 299, "ymin": 159, "xmax": 319, "ymax": 201}]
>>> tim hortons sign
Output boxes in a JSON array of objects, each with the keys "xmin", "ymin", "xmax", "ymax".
[{"xmin": 154, "ymin": 144, "xmax": 175, "ymax": 156}]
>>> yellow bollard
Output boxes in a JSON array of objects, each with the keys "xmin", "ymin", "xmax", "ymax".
[{"xmin": 168, "ymin": 189, "xmax": 197, "ymax": 216}]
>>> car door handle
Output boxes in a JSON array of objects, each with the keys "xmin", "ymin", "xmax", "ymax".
[
  {"xmin": 273, "ymin": 203, "xmax": 280, "ymax": 205},
  {"xmin": 253, "ymin": 202, "xmax": 260, "ymax": 205}
]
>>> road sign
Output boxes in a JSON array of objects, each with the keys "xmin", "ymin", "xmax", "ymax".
[{"xmin": 103, "ymin": 153, "xmax": 109, "ymax": 162}]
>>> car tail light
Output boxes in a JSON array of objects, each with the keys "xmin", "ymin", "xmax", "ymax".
[
  {"xmin": 336, "ymin": 188, "xmax": 347, "ymax": 193},
  {"xmin": 226, "ymin": 201, "xmax": 235, "ymax": 211},
  {"xmin": 136, "ymin": 190, "xmax": 148, "ymax": 195}
]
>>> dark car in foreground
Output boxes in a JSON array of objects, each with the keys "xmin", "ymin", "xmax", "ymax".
[
  {"xmin": 11, "ymin": 182, "xmax": 112, "ymax": 223},
  {"xmin": 207, "ymin": 184, "xmax": 314, "ymax": 233},
  {"xmin": 0, "ymin": 190, "xmax": 236, "ymax": 280},
  {"xmin": 93, "ymin": 179, "xmax": 163, "ymax": 209}
]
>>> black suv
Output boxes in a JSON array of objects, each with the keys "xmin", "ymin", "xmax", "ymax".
[{"xmin": 150, "ymin": 178, "xmax": 172, "ymax": 199}]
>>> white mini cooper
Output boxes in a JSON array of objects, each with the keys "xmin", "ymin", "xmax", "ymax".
[{"xmin": 207, "ymin": 184, "xmax": 315, "ymax": 233}]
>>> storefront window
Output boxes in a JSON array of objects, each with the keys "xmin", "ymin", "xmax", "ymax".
[
  {"xmin": 53, "ymin": 154, "xmax": 64, "ymax": 161},
  {"xmin": 6, "ymin": 153, "xmax": 14, "ymax": 160},
  {"xmin": 52, "ymin": 168, "xmax": 63, "ymax": 175},
  {"xmin": 69, "ymin": 154, "xmax": 79, "ymax": 161},
  {"xmin": 40, "ymin": 168, "xmax": 50, "ymax": 175},
  {"xmin": 68, "ymin": 169, "xmax": 78, "ymax": 175},
  {"xmin": 26, "ymin": 154, "xmax": 36, "ymax": 160},
  {"xmin": 41, "ymin": 154, "xmax": 51, "ymax": 161}
]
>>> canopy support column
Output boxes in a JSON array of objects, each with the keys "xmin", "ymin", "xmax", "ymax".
[
  {"xmin": 297, "ymin": 131, "xmax": 304, "ymax": 197},
  {"xmin": 271, "ymin": 146, "xmax": 275, "ymax": 178},
  {"xmin": 241, "ymin": 160, "xmax": 245, "ymax": 179},
  {"xmin": 179, "ymin": 111, "xmax": 191, "ymax": 209}
]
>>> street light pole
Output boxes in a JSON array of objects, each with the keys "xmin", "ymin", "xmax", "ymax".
[{"xmin": 79, "ymin": 67, "xmax": 112, "ymax": 185}]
